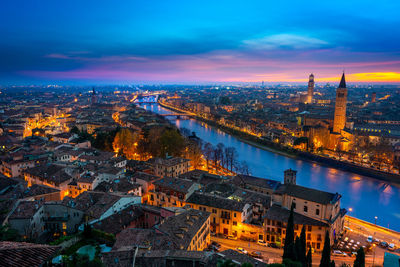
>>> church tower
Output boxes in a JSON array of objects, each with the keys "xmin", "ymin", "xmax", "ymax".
[
  {"xmin": 333, "ymin": 73, "xmax": 348, "ymax": 133},
  {"xmin": 307, "ymin": 73, "xmax": 314, "ymax": 104}
]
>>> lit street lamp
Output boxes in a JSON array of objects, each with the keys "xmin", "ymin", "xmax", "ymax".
[{"xmin": 374, "ymin": 216, "xmax": 378, "ymax": 225}]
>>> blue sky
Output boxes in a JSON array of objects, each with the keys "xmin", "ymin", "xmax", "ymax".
[{"xmin": 1, "ymin": 0, "xmax": 400, "ymax": 84}]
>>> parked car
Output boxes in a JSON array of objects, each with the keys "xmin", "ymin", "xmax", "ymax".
[
  {"xmin": 333, "ymin": 250, "xmax": 348, "ymax": 257},
  {"xmin": 211, "ymin": 241, "xmax": 221, "ymax": 249},
  {"xmin": 249, "ymin": 251, "xmax": 263, "ymax": 259},
  {"xmin": 236, "ymin": 247, "xmax": 248, "ymax": 254},
  {"xmin": 227, "ymin": 235, "xmax": 237, "ymax": 240},
  {"xmin": 366, "ymin": 236, "xmax": 373, "ymax": 243},
  {"xmin": 257, "ymin": 240, "xmax": 268, "ymax": 246},
  {"xmin": 269, "ymin": 243, "xmax": 280, "ymax": 249},
  {"xmin": 388, "ymin": 243, "xmax": 395, "ymax": 251},
  {"xmin": 380, "ymin": 241, "xmax": 389, "ymax": 248}
]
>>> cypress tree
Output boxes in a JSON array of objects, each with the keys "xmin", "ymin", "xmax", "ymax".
[
  {"xmin": 283, "ymin": 203, "xmax": 295, "ymax": 261},
  {"xmin": 320, "ymin": 230, "xmax": 331, "ymax": 267},
  {"xmin": 330, "ymin": 260, "xmax": 335, "ymax": 267},
  {"xmin": 306, "ymin": 247, "xmax": 312, "ymax": 267},
  {"xmin": 354, "ymin": 247, "xmax": 365, "ymax": 267},
  {"xmin": 294, "ymin": 236, "xmax": 301, "ymax": 261},
  {"xmin": 299, "ymin": 225, "xmax": 307, "ymax": 265}
]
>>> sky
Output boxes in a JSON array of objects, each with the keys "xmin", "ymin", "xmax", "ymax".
[{"xmin": 1, "ymin": 0, "xmax": 400, "ymax": 85}]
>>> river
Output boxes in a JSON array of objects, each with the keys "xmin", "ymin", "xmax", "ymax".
[{"xmin": 140, "ymin": 103, "xmax": 400, "ymax": 231}]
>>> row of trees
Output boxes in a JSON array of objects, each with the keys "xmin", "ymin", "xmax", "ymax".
[
  {"xmin": 283, "ymin": 204, "xmax": 365, "ymax": 267},
  {"xmin": 203, "ymin": 142, "xmax": 249, "ymax": 175},
  {"xmin": 71, "ymin": 124, "xmax": 252, "ymax": 174}
]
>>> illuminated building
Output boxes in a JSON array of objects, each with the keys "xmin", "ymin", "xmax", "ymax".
[
  {"xmin": 307, "ymin": 73, "xmax": 315, "ymax": 104},
  {"xmin": 333, "ymin": 73, "xmax": 348, "ymax": 133}
]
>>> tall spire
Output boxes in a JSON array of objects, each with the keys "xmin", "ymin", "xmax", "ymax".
[{"xmin": 339, "ymin": 72, "xmax": 346, "ymax": 88}]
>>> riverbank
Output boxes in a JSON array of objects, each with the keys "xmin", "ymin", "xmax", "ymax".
[{"xmin": 158, "ymin": 101, "xmax": 400, "ymax": 185}]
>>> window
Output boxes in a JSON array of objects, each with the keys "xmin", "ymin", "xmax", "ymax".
[
  {"xmin": 317, "ymin": 243, "xmax": 321, "ymax": 250},
  {"xmin": 233, "ymin": 221, "xmax": 237, "ymax": 226},
  {"xmin": 234, "ymin": 213, "xmax": 236, "ymax": 218},
  {"xmin": 304, "ymin": 206, "xmax": 308, "ymax": 212},
  {"xmin": 317, "ymin": 234, "xmax": 322, "ymax": 241},
  {"xmin": 308, "ymin": 225, "xmax": 312, "ymax": 232},
  {"xmin": 316, "ymin": 209, "xmax": 320, "ymax": 216},
  {"xmin": 307, "ymin": 233, "xmax": 311, "ymax": 240}
]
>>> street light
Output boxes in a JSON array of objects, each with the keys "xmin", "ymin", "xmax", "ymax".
[{"xmin": 374, "ymin": 216, "xmax": 378, "ymax": 225}]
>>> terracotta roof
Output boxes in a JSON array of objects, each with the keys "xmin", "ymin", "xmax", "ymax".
[
  {"xmin": 264, "ymin": 204, "xmax": 329, "ymax": 227},
  {"xmin": 0, "ymin": 241, "xmax": 59, "ymax": 267},
  {"xmin": 277, "ymin": 183, "xmax": 340, "ymax": 205},
  {"xmin": 186, "ymin": 192, "xmax": 246, "ymax": 212}
]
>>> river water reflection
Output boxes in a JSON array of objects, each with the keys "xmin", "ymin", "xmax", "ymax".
[{"xmin": 141, "ymin": 103, "xmax": 400, "ymax": 230}]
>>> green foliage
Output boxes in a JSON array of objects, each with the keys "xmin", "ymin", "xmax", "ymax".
[
  {"xmin": 217, "ymin": 259, "xmax": 237, "ymax": 267},
  {"xmin": 293, "ymin": 137, "xmax": 308, "ymax": 146},
  {"xmin": 354, "ymin": 247, "xmax": 365, "ymax": 267},
  {"xmin": 298, "ymin": 225, "xmax": 307, "ymax": 265},
  {"xmin": 0, "ymin": 224, "xmax": 21, "ymax": 241},
  {"xmin": 158, "ymin": 128, "xmax": 185, "ymax": 157},
  {"xmin": 83, "ymin": 223, "xmax": 92, "ymax": 239},
  {"xmin": 320, "ymin": 230, "xmax": 331, "ymax": 267},
  {"xmin": 219, "ymin": 96, "xmax": 231, "ymax": 105},
  {"xmin": 306, "ymin": 247, "xmax": 312, "ymax": 267},
  {"xmin": 91, "ymin": 228, "xmax": 116, "ymax": 243},
  {"xmin": 282, "ymin": 259, "xmax": 302, "ymax": 267},
  {"xmin": 63, "ymin": 253, "xmax": 103, "ymax": 267},
  {"xmin": 49, "ymin": 234, "xmax": 76, "ymax": 245},
  {"xmin": 283, "ymin": 203, "xmax": 296, "ymax": 261},
  {"xmin": 241, "ymin": 263, "xmax": 253, "ymax": 267},
  {"xmin": 70, "ymin": 126, "xmax": 80, "ymax": 134}
]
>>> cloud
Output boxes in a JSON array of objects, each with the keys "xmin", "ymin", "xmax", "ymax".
[{"xmin": 243, "ymin": 34, "xmax": 329, "ymax": 50}]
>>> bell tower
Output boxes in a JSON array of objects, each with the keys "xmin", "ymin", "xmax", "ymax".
[{"xmin": 333, "ymin": 73, "xmax": 347, "ymax": 133}]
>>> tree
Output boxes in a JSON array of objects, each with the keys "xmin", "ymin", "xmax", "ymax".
[
  {"xmin": 306, "ymin": 247, "xmax": 312, "ymax": 267},
  {"xmin": 283, "ymin": 203, "xmax": 296, "ymax": 261},
  {"xmin": 298, "ymin": 225, "xmax": 307, "ymax": 265},
  {"xmin": 70, "ymin": 126, "xmax": 80, "ymax": 134},
  {"xmin": 203, "ymin": 142, "xmax": 214, "ymax": 171},
  {"xmin": 353, "ymin": 247, "xmax": 365, "ymax": 267},
  {"xmin": 158, "ymin": 128, "xmax": 185, "ymax": 157},
  {"xmin": 112, "ymin": 128, "xmax": 139, "ymax": 159},
  {"xmin": 225, "ymin": 147, "xmax": 238, "ymax": 172},
  {"xmin": 320, "ymin": 230, "xmax": 331, "ymax": 267},
  {"xmin": 0, "ymin": 224, "xmax": 20, "ymax": 241},
  {"xmin": 235, "ymin": 161, "xmax": 250, "ymax": 175},
  {"xmin": 185, "ymin": 140, "xmax": 203, "ymax": 169},
  {"xmin": 217, "ymin": 259, "xmax": 236, "ymax": 267}
]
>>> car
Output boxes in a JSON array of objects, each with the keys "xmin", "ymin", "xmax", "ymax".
[
  {"xmin": 333, "ymin": 250, "xmax": 348, "ymax": 257},
  {"xmin": 211, "ymin": 241, "xmax": 221, "ymax": 249},
  {"xmin": 249, "ymin": 251, "xmax": 263, "ymax": 259},
  {"xmin": 344, "ymin": 237, "xmax": 349, "ymax": 242},
  {"xmin": 367, "ymin": 236, "xmax": 373, "ymax": 243},
  {"xmin": 227, "ymin": 235, "xmax": 237, "ymax": 240},
  {"xmin": 350, "ymin": 239, "xmax": 354, "ymax": 243},
  {"xmin": 388, "ymin": 243, "xmax": 396, "ymax": 251},
  {"xmin": 380, "ymin": 241, "xmax": 389, "ymax": 248},
  {"xmin": 269, "ymin": 243, "xmax": 280, "ymax": 249},
  {"xmin": 373, "ymin": 239, "xmax": 380, "ymax": 244},
  {"xmin": 257, "ymin": 240, "xmax": 268, "ymax": 246},
  {"xmin": 236, "ymin": 247, "xmax": 248, "ymax": 254}
]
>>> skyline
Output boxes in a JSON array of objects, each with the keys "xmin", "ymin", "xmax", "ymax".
[{"xmin": 1, "ymin": 0, "xmax": 400, "ymax": 84}]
